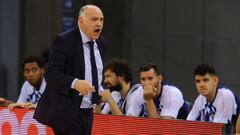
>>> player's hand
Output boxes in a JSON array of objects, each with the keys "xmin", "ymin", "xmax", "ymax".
[
  {"xmin": 8, "ymin": 103, "xmax": 25, "ymax": 111},
  {"xmin": 143, "ymin": 85, "xmax": 156, "ymax": 100},
  {"xmin": 23, "ymin": 102, "xmax": 37, "ymax": 109},
  {"xmin": 0, "ymin": 98, "xmax": 6, "ymax": 104},
  {"xmin": 0, "ymin": 98, "xmax": 13, "ymax": 107},
  {"xmin": 0, "ymin": 98, "xmax": 6, "ymax": 106},
  {"xmin": 74, "ymin": 80, "xmax": 96, "ymax": 95},
  {"xmin": 99, "ymin": 90, "xmax": 112, "ymax": 102},
  {"xmin": 8, "ymin": 102, "xmax": 37, "ymax": 111}
]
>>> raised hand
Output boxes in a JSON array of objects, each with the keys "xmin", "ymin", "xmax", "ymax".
[
  {"xmin": 143, "ymin": 85, "xmax": 156, "ymax": 100},
  {"xmin": 99, "ymin": 90, "xmax": 112, "ymax": 102},
  {"xmin": 74, "ymin": 80, "xmax": 96, "ymax": 95}
]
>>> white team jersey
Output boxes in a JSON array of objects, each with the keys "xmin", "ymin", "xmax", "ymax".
[
  {"xmin": 123, "ymin": 84, "xmax": 143, "ymax": 116},
  {"xmin": 17, "ymin": 78, "xmax": 46, "ymax": 104},
  {"xmin": 101, "ymin": 84, "xmax": 143, "ymax": 115},
  {"xmin": 187, "ymin": 86, "xmax": 238, "ymax": 123},
  {"xmin": 128, "ymin": 83, "xmax": 185, "ymax": 118}
]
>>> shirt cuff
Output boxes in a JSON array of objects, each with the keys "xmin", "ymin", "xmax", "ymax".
[
  {"xmin": 71, "ymin": 78, "xmax": 78, "ymax": 89},
  {"xmin": 71, "ymin": 78, "xmax": 83, "ymax": 96}
]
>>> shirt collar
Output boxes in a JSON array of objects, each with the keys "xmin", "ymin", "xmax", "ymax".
[{"xmin": 79, "ymin": 27, "xmax": 95, "ymax": 44}]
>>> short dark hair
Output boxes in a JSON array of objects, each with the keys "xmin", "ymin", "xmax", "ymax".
[
  {"xmin": 194, "ymin": 64, "xmax": 216, "ymax": 76},
  {"xmin": 139, "ymin": 63, "xmax": 160, "ymax": 75},
  {"xmin": 22, "ymin": 56, "xmax": 45, "ymax": 69},
  {"xmin": 104, "ymin": 59, "xmax": 133, "ymax": 83}
]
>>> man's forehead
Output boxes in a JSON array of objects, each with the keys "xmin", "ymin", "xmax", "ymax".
[
  {"xmin": 85, "ymin": 7, "xmax": 103, "ymax": 16},
  {"xmin": 24, "ymin": 62, "xmax": 39, "ymax": 68},
  {"xmin": 104, "ymin": 69, "xmax": 115, "ymax": 74},
  {"xmin": 195, "ymin": 74, "xmax": 214, "ymax": 79},
  {"xmin": 141, "ymin": 70, "xmax": 157, "ymax": 76}
]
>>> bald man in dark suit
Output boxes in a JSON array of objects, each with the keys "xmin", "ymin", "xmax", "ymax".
[{"xmin": 34, "ymin": 5, "xmax": 106, "ymax": 135}]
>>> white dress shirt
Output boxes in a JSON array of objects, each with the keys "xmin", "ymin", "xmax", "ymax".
[{"xmin": 71, "ymin": 27, "xmax": 104, "ymax": 108}]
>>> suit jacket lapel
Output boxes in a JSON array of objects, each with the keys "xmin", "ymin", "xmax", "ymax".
[
  {"xmin": 96, "ymin": 36, "xmax": 105, "ymax": 65},
  {"xmin": 74, "ymin": 27, "xmax": 85, "ymax": 79}
]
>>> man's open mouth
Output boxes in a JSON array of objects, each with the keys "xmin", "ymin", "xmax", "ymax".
[{"xmin": 94, "ymin": 29, "xmax": 101, "ymax": 33}]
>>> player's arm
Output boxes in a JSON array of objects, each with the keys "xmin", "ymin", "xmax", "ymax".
[
  {"xmin": 94, "ymin": 88, "xmax": 108, "ymax": 114},
  {"xmin": 145, "ymin": 99, "xmax": 160, "ymax": 118},
  {"xmin": 99, "ymin": 90, "xmax": 123, "ymax": 115},
  {"xmin": 0, "ymin": 98, "xmax": 13, "ymax": 107},
  {"xmin": 23, "ymin": 102, "xmax": 37, "ymax": 109},
  {"xmin": 8, "ymin": 102, "xmax": 37, "ymax": 110},
  {"xmin": 143, "ymin": 85, "xmax": 160, "ymax": 118},
  {"xmin": 161, "ymin": 116, "xmax": 174, "ymax": 119},
  {"xmin": 236, "ymin": 115, "xmax": 240, "ymax": 134},
  {"xmin": 8, "ymin": 103, "xmax": 26, "ymax": 110},
  {"xmin": 94, "ymin": 103, "xmax": 102, "ymax": 114}
]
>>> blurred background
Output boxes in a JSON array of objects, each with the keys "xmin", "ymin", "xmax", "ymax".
[{"xmin": 0, "ymin": 0, "xmax": 240, "ymax": 102}]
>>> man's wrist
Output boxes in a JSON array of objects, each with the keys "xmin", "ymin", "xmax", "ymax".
[
  {"xmin": 145, "ymin": 98, "xmax": 154, "ymax": 104},
  {"xmin": 106, "ymin": 96, "xmax": 114, "ymax": 103}
]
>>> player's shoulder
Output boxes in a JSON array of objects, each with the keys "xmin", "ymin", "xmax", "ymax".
[
  {"xmin": 217, "ymin": 85, "xmax": 235, "ymax": 99},
  {"xmin": 162, "ymin": 83, "xmax": 183, "ymax": 96},
  {"xmin": 128, "ymin": 84, "xmax": 144, "ymax": 100},
  {"xmin": 22, "ymin": 80, "xmax": 30, "ymax": 86},
  {"xmin": 22, "ymin": 81, "xmax": 32, "ymax": 89},
  {"xmin": 194, "ymin": 94, "xmax": 207, "ymax": 105},
  {"xmin": 129, "ymin": 84, "xmax": 143, "ymax": 94}
]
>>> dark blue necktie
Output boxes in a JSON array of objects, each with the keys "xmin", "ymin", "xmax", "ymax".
[{"xmin": 88, "ymin": 41, "xmax": 99, "ymax": 104}]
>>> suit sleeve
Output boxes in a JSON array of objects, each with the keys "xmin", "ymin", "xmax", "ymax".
[{"xmin": 45, "ymin": 36, "xmax": 75, "ymax": 96}]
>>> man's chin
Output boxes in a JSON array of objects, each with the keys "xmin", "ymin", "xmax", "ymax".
[
  {"xmin": 28, "ymin": 81, "xmax": 37, "ymax": 86},
  {"xmin": 109, "ymin": 87, "xmax": 121, "ymax": 92},
  {"xmin": 92, "ymin": 34, "xmax": 100, "ymax": 39},
  {"xmin": 199, "ymin": 92, "xmax": 208, "ymax": 97}
]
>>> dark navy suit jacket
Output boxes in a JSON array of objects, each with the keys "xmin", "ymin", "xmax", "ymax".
[{"xmin": 33, "ymin": 27, "xmax": 106, "ymax": 131}]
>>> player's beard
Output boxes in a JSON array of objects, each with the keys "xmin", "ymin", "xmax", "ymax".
[{"xmin": 107, "ymin": 83, "xmax": 122, "ymax": 92}]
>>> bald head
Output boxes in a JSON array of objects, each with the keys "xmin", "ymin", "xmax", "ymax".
[
  {"xmin": 79, "ymin": 5, "xmax": 102, "ymax": 17},
  {"xmin": 78, "ymin": 5, "xmax": 104, "ymax": 40}
]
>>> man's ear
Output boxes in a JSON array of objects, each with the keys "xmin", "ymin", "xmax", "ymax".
[
  {"xmin": 213, "ymin": 76, "xmax": 219, "ymax": 84},
  {"xmin": 118, "ymin": 75, "xmax": 124, "ymax": 81},
  {"xmin": 78, "ymin": 16, "xmax": 83, "ymax": 26},
  {"xmin": 40, "ymin": 67, "xmax": 45, "ymax": 74},
  {"xmin": 158, "ymin": 74, "xmax": 163, "ymax": 82}
]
